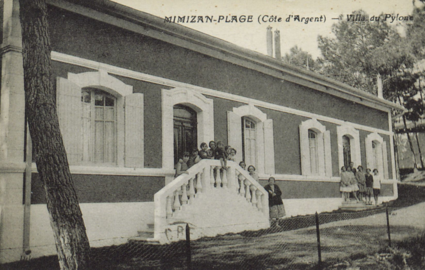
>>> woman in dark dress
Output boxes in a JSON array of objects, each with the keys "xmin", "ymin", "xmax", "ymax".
[{"xmin": 264, "ymin": 177, "xmax": 286, "ymax": 227}]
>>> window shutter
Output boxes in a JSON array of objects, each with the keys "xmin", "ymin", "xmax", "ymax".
[
  {"xmin": 324, "ymin": 130, "xmax": 332, "ymax": 177},
  {"xmin": 382, "ymin": 141, "xmax": 389, "ymax": 179},
  {"xmin": 365, "ymin": 136, "xmax": 373, "ymax": 170},
  {"xmin": 227, "ymin": 111, "xmax": 243, "ymax": 164},
  {"xmin": 263, "ymin": 119, "xmax": 275, "ymax": 175},
  {"xmin": 125, "ymin": 93, "xmax": 144, "ymax": 168},
  {"xmin": 56, "ymin": 77, "xmax": 82, "ymax": 164},
  {"xmin": 299, "ymin": 124, "xmax": 310, "ymax": 175}
]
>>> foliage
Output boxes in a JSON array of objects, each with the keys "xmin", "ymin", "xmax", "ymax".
[
  {"xmin": 283, "ymin": 45, "xmax": 316, "ymax": 71},
  {"xmin": 316, "ymin": 10, "xmax": 414, "ymax": 96}
]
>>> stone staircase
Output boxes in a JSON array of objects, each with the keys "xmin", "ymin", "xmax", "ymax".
[{"xmin": 129, "ymin": 160, "xmax": 270, "ymax": 244}]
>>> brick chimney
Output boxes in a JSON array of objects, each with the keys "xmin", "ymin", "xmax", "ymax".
[
  {"xmin": 266, "ymin": 26, "xmax": 273, "ymax": 57},
  {"xmin": 274, "ymin": 29, "xmax": 281, "ymax": 60}
]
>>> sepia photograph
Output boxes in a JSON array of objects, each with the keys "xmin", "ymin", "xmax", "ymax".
[{"xmin": 0, "ymin": 0, "xmax": 425, "ymax": 269}]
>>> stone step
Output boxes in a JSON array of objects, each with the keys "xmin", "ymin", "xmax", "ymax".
[
  {"xmin": 127, "ymin": 235, "xmax": 161, "ymax": 245},
  {"xmin": 137, "ymin": 230, "xmax": 154, "ymax": 238},
  {"xmin": 339, "ymin": 201, "xmax": 383, "ymax": 211}
]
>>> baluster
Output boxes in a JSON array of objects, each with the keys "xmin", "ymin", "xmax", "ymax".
[
  {"xmin": 245, "ymin": 180, "xmax": 251, "ymax": 202},
  {"xmin": 251, "ymin": 186, "xmax": 257, "ymax": 207},
  {"xmin": 196, "ymin": 172, "xmax": 203, "ymax": 195},
  {"xmin": 188, "ymin": 177, "xmax": 195, "ymax": 203},
  {"xmin": 166, "ymin": 195, "xmax": 173, "ymax": 218},
  {"xmin": 173, "ymin": 190, "xmax": 181, "ymax": 212},
  {"xmin": 203, "ymin": 166, "xmax": 210, "ymax": 193},
  {"xmin": 210, "ymin": 166, "xmax": 215, "ymax": 188},
  {"xmin": 226, "ymin": 166, "xmax": 235, "ymax": 190},
  {"xmin": 239, "ymin": 176, "xmax": 246, "ymax": 197},
  {"xmin": 256, "ymin": 191, "xmax": 263, "ymax": 212},
  {"xmin": 222, "ymin": 168, "xmax": 228, "ymax": 188},
  {"xmin": 215, "ymin": 167, "xmax": 222, "ymax": 187},
  {"xmin": 181, "ymin": 184, "xmax": 188, "ymax": 207},
  {"xmin": 262, "ymin": 193, "xmax": 268, "ymax": 214}
]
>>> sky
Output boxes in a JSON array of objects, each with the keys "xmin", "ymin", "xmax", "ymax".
[{"xmin": 113, "ymin": 0, "xmax": 417, "ymax": 58}]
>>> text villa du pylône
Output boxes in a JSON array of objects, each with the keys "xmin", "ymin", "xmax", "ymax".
[{"xmin": 164, "ymin": 13, "xmax": 413, "ymax": 25}]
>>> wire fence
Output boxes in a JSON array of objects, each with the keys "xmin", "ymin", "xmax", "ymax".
[{"xmin": 2, "ymin": 205, "xmax": 423, "ymax": 270}]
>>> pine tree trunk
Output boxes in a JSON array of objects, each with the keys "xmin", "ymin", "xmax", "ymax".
[
  {"xmin": 414, "ymin": 123, "xmax": 425, "ymax": 169},
  {"xmin": 19, "ymin": 0, "xmax": 90, "ymax": 269},
  {"xmin": 403, "ymin": 115, "xmax": 418, "ymax": 170},
  {"xmin": 397, "ymin": 95, "xmax": 418, "ymax": 170}
]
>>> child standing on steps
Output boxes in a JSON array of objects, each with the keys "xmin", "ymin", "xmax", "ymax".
[
  {"xmin": 365, "ymin": 168, "xmax": 374, "ymax": 205},
  {"xmin": 373, "ymin": 169, "xmax": 382, "ymax": 206},
  {"xmin": 340, "ymin": 166, "xmax": 351, "ymax": 201}
]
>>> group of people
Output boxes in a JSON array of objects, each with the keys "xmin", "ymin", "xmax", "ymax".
[
  {"xmin": 340, "ymin": 162, "xmax": 382, "ymax": 205},
  {"xmin": 175, "ymin": 140, "xmax": 238, "ymax": 177}
]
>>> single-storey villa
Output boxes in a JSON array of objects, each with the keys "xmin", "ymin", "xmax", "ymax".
[{"xmin": 0, "ymin": 0, "xmax": 402, "ymax": 263}]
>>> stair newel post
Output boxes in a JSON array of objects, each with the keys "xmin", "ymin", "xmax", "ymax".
[
  {"xmin": 188, "ymin": 177, "xmax": 195, "ymax": 203},
  {"xmin": 210, "ymin": 165, "xmax": 215, "ymax": 188},
  {"xmin": 256, "ymin": 190, "xmax": 263, "ymax": 211},
  {"xmin": 173, "ymin": 190, "xmax": 181, "ymax": 212},
  {"xmin": 215, "ymin": 167, "xmax": 222, "ymax": 187},
  {"xmin": 166, "ymin": 195, "xmax": 173, "ymax": 218},
  {"xmin": 245, "ymin": 180, "xmax": 251, "ymax": 202},
  {"xmin": 181, "ymin": 183, "xmax": 188, "ymax": 207},
  {"xmin": 195, "ymin": 172, "xmax": 203, "ymax": 196},
  {"xmin": 239, "ymin": 176, "xmax": 246, "ymax": 197},
  {"xmin": 251, "ymin": 186, "xmax": 257, "ymax": 207}
]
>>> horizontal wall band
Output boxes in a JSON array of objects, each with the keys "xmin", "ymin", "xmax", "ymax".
[
  {"xmin": 30, "ymin": 163, "xmax": 174, "ymax": 177},
  {"xmin": 263, "ymin": 173, "xmax": 397, "ymax": 184},
  {"xmin": 51, "ymin": 51, "xmax": 393, "ymax": 136},
  {"xmin": 0, "ymin": 162, "xmax": 26, "ymax": 173}
]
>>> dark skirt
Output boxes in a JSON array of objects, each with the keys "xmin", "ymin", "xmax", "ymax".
[{"xmin": 270, "ymin": 204, "xmax": 286, "ymax": 219}]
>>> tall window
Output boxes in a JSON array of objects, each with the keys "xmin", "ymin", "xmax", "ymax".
[
  {"xmin": 242, "ymin": 117, "xmax": 257, "ymax": 167},
  {"xmin": 81, "ymin": 88, "xmax": 116, "ymax": 164},
  {"xmin": 308, "ymin": 129, "xmax": 319, "ymax": 175},
  {"xmin": 342, "ymin": 135, "xmax": 351, "ymax": 168}
]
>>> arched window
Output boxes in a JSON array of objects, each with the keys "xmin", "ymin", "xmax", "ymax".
[
  {"xmin": 299, "ymin": 118, "xmax": 332, "ymax": 177},
  {"xmin": 337, "ymin": 124, "xmax": 361, "ymax": 171},
  {"xmin": 81, "ymin": 88, "xmax": 116, "ymax": 164},
  {"xmin": 242, "ymin": 117, "xmax": 257, "ymax": 168},
  {"xmin": 308, "ymin": 129, "xmax": 319, "ymax": 175},
  {"xmin": 227, "ymin": 104, "xmax": 275, "ymax": 175},
  {"xmin": 365, "ymin": 133, "xmax": 389, "ymax": 179},
  {"xmin": 56, "ymin": 71, "xmax": 144, "ymax": 168},
  {"xmin": 342, "ymin": 135, "xmax": 351, "ymax": 168}
]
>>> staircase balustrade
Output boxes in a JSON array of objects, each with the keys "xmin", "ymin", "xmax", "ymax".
[{"xmin": 153, "ymin": 160, "xmax": 269, "ymax": 243}]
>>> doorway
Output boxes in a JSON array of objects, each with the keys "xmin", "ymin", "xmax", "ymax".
[{"xmin": 173, "ymin": 104, "xmax": 197, "ymax": 165}]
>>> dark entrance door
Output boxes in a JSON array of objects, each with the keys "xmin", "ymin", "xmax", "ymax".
[{"xmin": 173, "ymin": 105, "xmax": 197, "ymax": 165}]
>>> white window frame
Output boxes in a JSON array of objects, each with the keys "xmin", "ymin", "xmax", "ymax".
[
  {"xmin": 337, "ymin": 124, "xmax": 361, "ymax": 170},
  {"xmin": 365, "ymin": 132, "xmax": 389, "ymax": 179},
  {"xmin": 227, "ymin": 104, "xmax": 275, "ymax": 176},
  {"xmin": 161, "ymin": 87, "xmax": 214, "ymax": 172},
  {"xmin": 57, "ymin": 70, "xmax": 144, "ymax": 168},
  {"xmin": 299, "ymin": 118, "xmax": 332, "ymax": 177}
]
